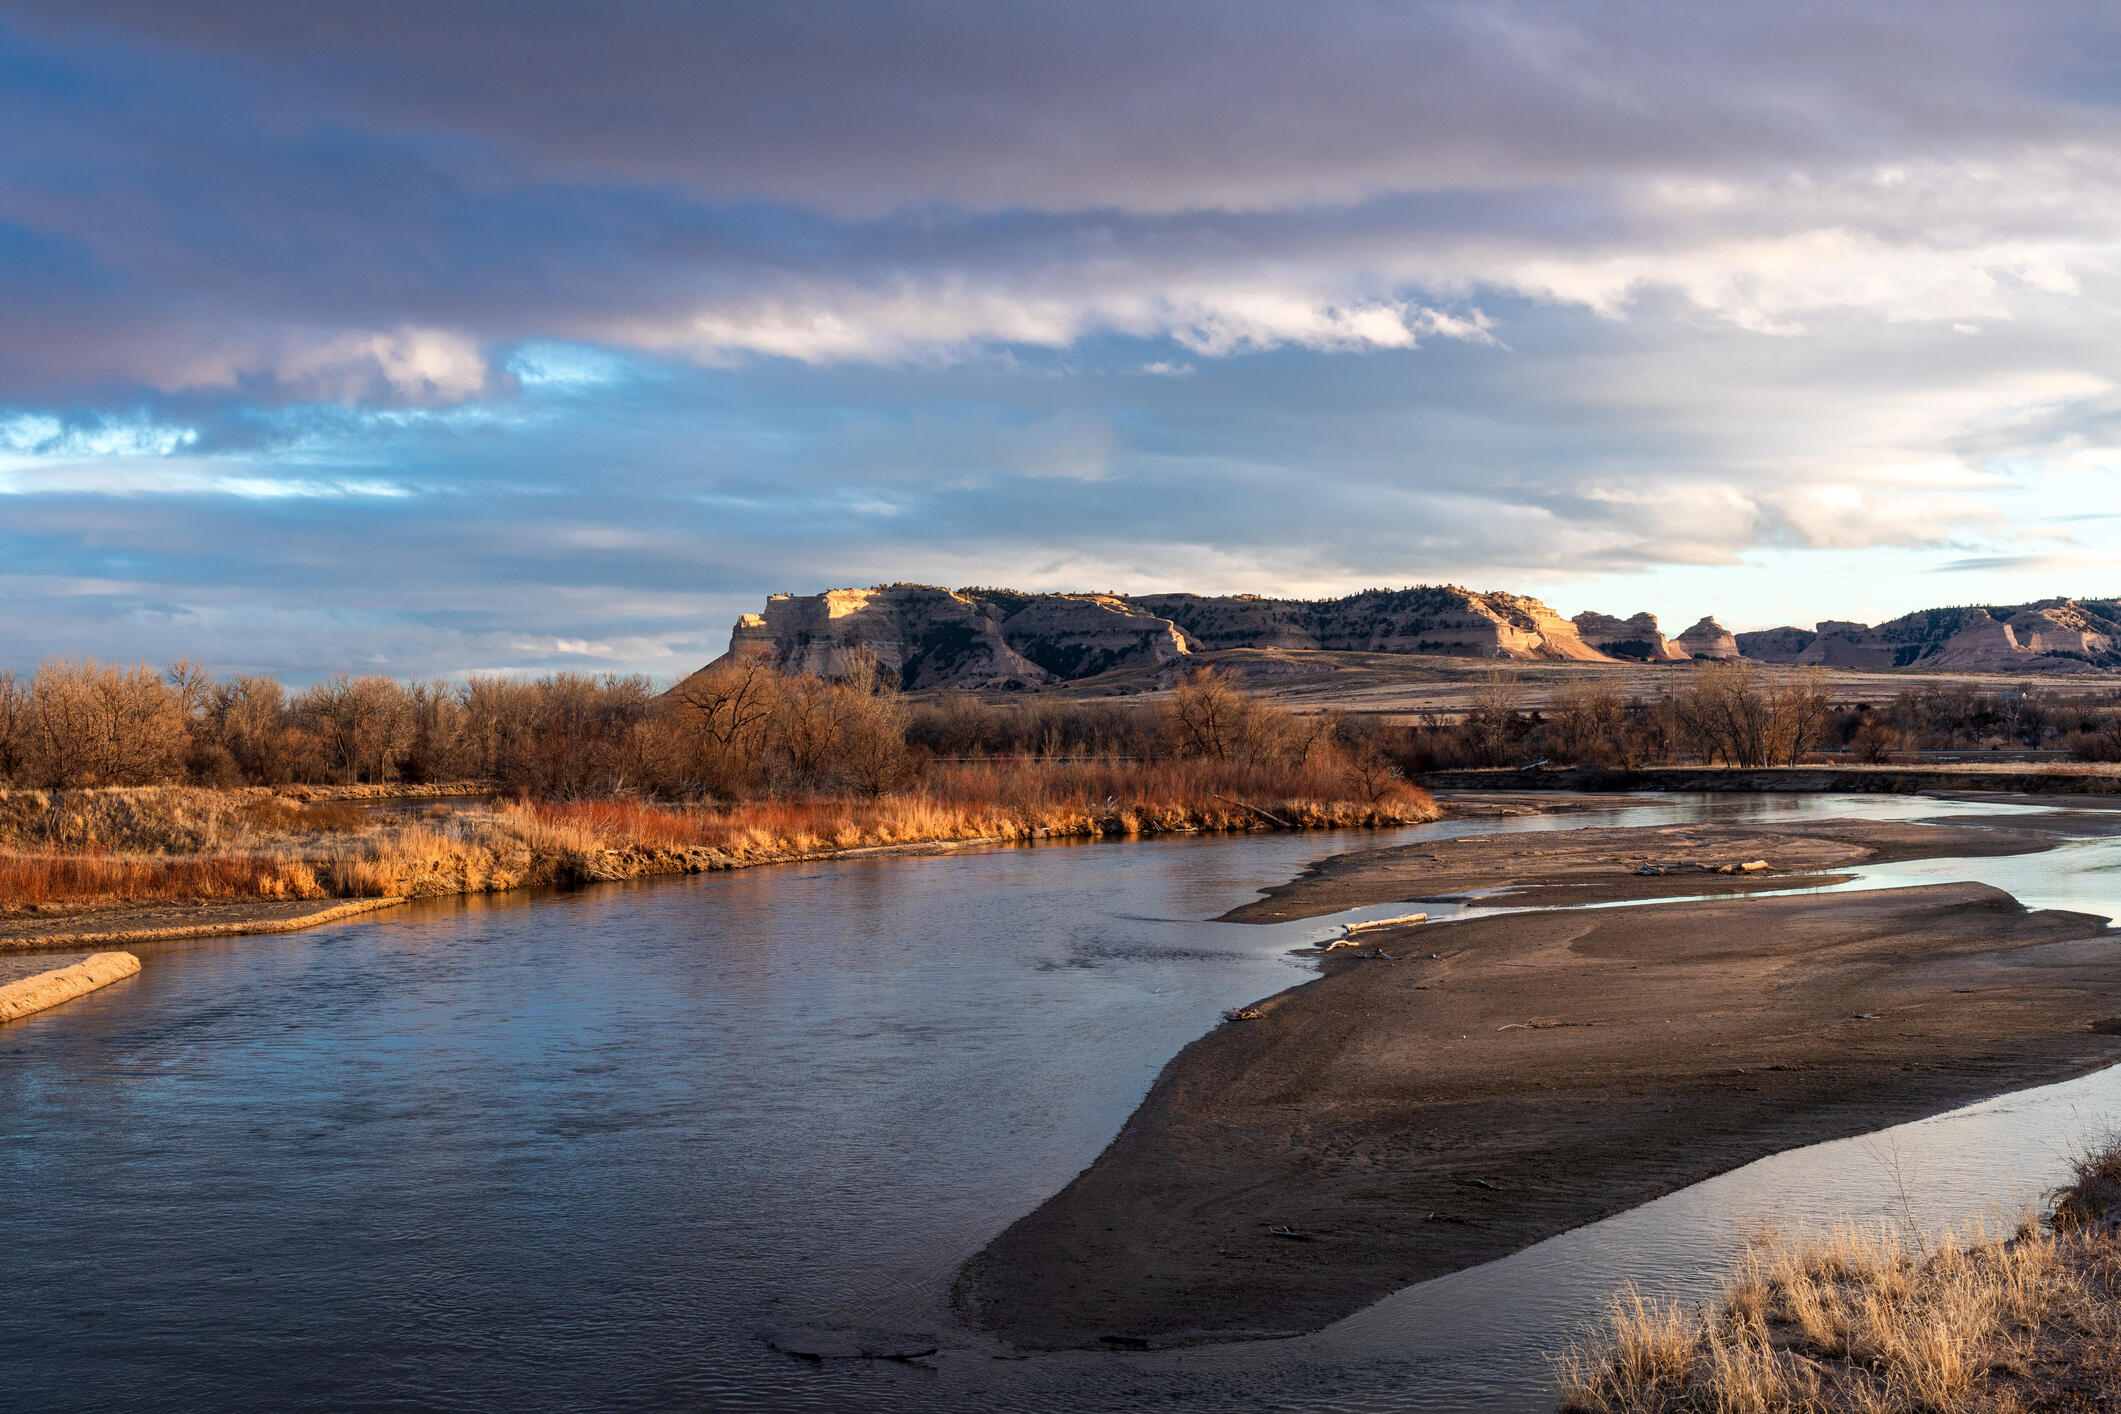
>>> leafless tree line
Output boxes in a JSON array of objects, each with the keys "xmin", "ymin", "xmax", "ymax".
[
  {"xmin": 1401, "ymin": 663, "xmax": 2121, "ymax": 771},
  {"xmin": 10, "ymin": 649, "xmax": 2112, "ymax": 796},
  {"xmin": 0, "ymin": 658, "xmax": 669, "ymax": 793},
  {"xmin": 0, "ymin": 653, "xmax": 1402, "ymax": 800}
]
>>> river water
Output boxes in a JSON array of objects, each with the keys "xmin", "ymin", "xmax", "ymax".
[{"xmin": 4, "ymin": 794, "xmax": 2119, "ymax": 1412}]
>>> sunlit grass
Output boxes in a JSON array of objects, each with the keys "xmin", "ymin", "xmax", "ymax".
[
  {"xmin": 0, "ymin": 762, "xmax": 1438, "ymax": 908},
  {"xmin": 1554, "ymin": 1145, "xmax": 2121, "ymax": 1412}
]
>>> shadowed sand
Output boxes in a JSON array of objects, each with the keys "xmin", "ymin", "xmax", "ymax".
[{"xmin": 957, "ymin": 880, "xmax": 2121, "ymax": 1350}]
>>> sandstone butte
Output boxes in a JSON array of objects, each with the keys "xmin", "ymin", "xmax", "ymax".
[
  {"xmin": 0, "ymin": 951, "xmax": 141, "ymax": 1023},
  {"xmin": 1569, "ymin": 610, "xmax": 1690, "ymax": 662},
  {"xmin": 694, "ymin": 584, "xmax": 2121, "ymax": 690},
  {"xmin": 1737, "ymin": 599, "xmax": 2121, "ymax": 673},
  {"xmin": 710, "ymin": 584, "xmax": 1655, "ymax": 692}
]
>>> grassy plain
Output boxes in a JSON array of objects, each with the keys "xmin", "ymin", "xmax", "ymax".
[{"xmin": 1043, "ymin": 647, "xmax": 2111, "ymax": 719}]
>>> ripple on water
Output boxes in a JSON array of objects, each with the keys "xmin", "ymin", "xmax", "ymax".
[{"xmin": 2, "ymin": 793, "xmax": 2116, "ymax": 1412}]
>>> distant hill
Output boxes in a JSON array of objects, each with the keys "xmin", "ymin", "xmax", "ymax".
[
  {"xmin": 1735, "ymin": 600, "xmax": 2121, "ymax": 674},
  {"xmin": 692, "ymin": 586, "xmax": 2121, "ymax": 689}
]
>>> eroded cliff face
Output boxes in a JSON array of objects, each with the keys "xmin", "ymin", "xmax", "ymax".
[
  {"xmin": 1570, "ymin": 611, "xmax": 1689, "ymax": 662},
  {"xmin": 715, "ymin": 583, "xmax": 1623, "ymax": 686},
  {"xmin": 987, "ymin": 593, "xmax": 1192, "ymax": 679},
  {"xmin": 711, "ymin": 586, "xmax": 2121, "ymax": 687},
  {"xmin": 1134, "ymin": 587, "xmax": 1609, "ymax": 661},
  {"xmin": 2007, "ymin": 602, "xmax": 2119, "ymax": 659},
  {"xmin": 733, "ymin": 586, "xmax": 1051, "ymax": 690},
  {"xmin": 1734, "ymin": 600, "xmax": 2121, "ymax": 673}
]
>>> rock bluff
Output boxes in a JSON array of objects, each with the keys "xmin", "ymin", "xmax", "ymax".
[
  {"xmin": 705, "ymin": 586, "xmax": 2121, "ymax": 688},
  {"xmin": 1735, "ymin": 599, "xmax": 2121, "ymax": 673},
  {"xmin": 1569, "ymin": 611, "xmax": 1688, "ymax": 662},
  {"xmin": 712, "ymin": 584, "xmax": 1618, "ymax": 687}
]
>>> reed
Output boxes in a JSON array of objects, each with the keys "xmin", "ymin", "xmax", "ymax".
[{"xmin": 0, "ymin": 846, "xmax": 324, "ymax": 905}]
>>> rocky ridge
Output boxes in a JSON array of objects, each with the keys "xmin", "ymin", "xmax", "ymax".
[
  {"xmin": 713, "ymin": 584, "xmax": 1626, "ymax": 688},
  {"xmin": 1736, "ymin": 600, "xmax": 2121, "ymax": 673},
  {"xmin": 1132, "ymin": 588, "xmax": 1610, "ymax": 661},
  {"xmin": 708, "ymin": 586, "xmax": 2121, "ymax": 688}
]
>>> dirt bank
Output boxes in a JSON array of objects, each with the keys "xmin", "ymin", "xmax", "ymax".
[
  {"xmin": 1219, "ymin": 818, "xmax": 2058, "ymax": 921},
  {"xmin": 0, "ymin": 897, "xmax": 408, "ymax": 951},
  {"xmin": 957, "ymin": 883, "xmax": 2121, "ymax": 1350}
]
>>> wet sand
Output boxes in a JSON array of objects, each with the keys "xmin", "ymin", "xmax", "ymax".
[
  {"xmin": 959, "ymin": 873, "xmax": 2121, "ymax": 1349},
  {"xmin": 1922, "ymin": 811, "xmax": 2121, "ymax": 837},
  {"xmin": 1219, "ymin": 818, "xmax": 2059, "ymax": 919}
]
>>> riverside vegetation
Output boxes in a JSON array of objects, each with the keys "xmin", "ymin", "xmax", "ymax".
[
  {"xmin": 0, "ymin": 654, "xmax": 1436, "ymax": 920},
  {"xmin": 1397, "ymin": 665, "xmax": 2121, "ymax": 771},
  {"xmin": 1555, "ymin": 1140, "xmax": 2121, "ymax": 1413}
]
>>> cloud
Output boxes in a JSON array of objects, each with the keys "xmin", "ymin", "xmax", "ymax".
[
  {"xmin": 621, "ymin": 282, "xmax": 1491, "ymax": 365},
  {"xmin": 1932, "ymin": 555, "xmax": 2064, "ymax": 572},
  {"xmin": 6, "ymin": 2, "xmax": 2121, "ymax": 392},
  {"xmin": 3, "ymin": 3, "xmax": 2121, "ymax": 674}
]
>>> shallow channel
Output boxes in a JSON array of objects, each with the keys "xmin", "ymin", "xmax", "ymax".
[{"xmin": 2, "ymin": 793, "xmax": 2117, "ymax": 1412}]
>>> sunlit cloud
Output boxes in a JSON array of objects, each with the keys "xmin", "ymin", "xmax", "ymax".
[{"xmin": 3, "ymin": 1, "xmax": 2121, "ymax": 676}]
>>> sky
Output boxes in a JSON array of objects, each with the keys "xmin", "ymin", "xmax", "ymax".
[{"xmin": 4, "ymin": 0, "xmax": 2121, "ymax": 682}]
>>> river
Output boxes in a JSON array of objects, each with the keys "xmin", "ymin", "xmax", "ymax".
[{"xmin": 3, "ymin": 794, "xmax": 2118, "ymax": 1411}]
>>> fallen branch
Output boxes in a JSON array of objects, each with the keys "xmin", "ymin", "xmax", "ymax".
[{"xmin": 1209, "ymin": 792, "xmax": 1292, "ymax": 827}]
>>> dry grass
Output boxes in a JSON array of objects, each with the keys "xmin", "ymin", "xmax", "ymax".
[
  {"xmin": 1554, "ymin": 1145, "xmax": 2121, "ymax": 1413},
  {"xmin": 517, "ymin": 758, "xmax": 1437, "ymax": 864},
  {"xmin": 0, "ymin": 761, "xmax": 1438, "ymax": 911},
  {"xmin": 2052, "ymin": 1139, "xmax": 2121, "ymax": 1234},
  {"xmin": 0, "ymin": 847, "xmax": 324, "ymax": 905}
]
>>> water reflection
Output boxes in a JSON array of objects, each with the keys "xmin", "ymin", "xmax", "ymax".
[{"xmin": 0, "ymin": 793, "xmax": 2113, "ymax": 1412}]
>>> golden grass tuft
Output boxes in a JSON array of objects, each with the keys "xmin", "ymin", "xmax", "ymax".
[{"xmin": 1554, "ymin": 1175, "xmax": 2121, "ymax": 1414}]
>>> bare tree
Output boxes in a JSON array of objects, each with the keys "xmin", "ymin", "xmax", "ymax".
[
  {"xmin": 294, "ymin": 674, "xmax": 417, "ymax": 784},
  {"xmin": 1166, "ymin": 667, "xmax": 1245, "ymax": 760},
  {"xmin": 774, "ymin": 673, "xmax": 848, "ymax": 787},
  {"xmin": 1550, "ymin": 680, "xmax": 1625, "ymax": 765},
  {"xmin": 1463, "ymin": 667, "xmax": 1522, "ymax": 766},
  {"xmin": 1684, "ymin": 662, "xmax": 1829, "ymax": 767},
  {"xmin": 833, "ymin": 654, "xmax": 913, "ymax": 796},
  {"xmin": 0, "ymin": 669, "xmax": 27, "ymax": 783},
  {"xmin": 674, "ymin": 652, "xmax": 782, "ymax": 794},
  {"xmin": 211, "ymin": 674, "xmax": 297, "ymax": 783},
  {"xmin": 1681, "ymin": 661, "xmax": 1773, "ymax": 766},
  {"xmin": 1769, "ymin": 667, "xmax": 1830, "ymax": 764},
  {"xmin": 1333, "ymin": 714, "xmax": 1408, "ymax": 802},
  {"xmin": 24, "ymin": 659, "xmax": 188, "ymax": 786}
]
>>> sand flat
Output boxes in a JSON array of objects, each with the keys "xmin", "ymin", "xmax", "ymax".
[{"xmin": 959, "ymin": 880, "xmax": 2121, "ymax": 1349}]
